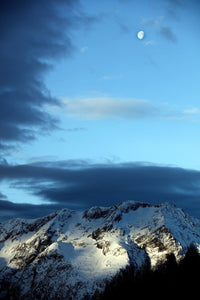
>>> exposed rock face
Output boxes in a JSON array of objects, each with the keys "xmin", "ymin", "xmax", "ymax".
[{"xmin": 0, "ymin": 201, "xmax": 200, "ymax": 299}]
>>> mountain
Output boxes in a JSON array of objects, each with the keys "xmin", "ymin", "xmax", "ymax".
[{"xmin": 0, "ymin": 201, "xmax": 200, "ymax": 299}]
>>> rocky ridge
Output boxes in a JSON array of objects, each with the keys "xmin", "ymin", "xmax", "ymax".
[{"xmin": 0, "ymin": 201, "xmax": 200, "ymax": 299}]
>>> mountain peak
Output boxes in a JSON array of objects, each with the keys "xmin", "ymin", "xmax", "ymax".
[{"xmin": 1, "ymin": 201, "xmax": 200, "ymax": 299}]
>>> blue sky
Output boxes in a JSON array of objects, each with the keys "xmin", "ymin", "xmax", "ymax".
[
  {"xmin": 33, "ymin": 0, "xmax": 200, "ymax": 168},
  {"xmin": 1, "ymin": 0, "xmax": 200, "ymax": 220}
]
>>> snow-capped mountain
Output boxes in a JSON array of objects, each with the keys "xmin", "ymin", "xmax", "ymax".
[{"xmin": 1, "ymin": 201, "xmax": 200, "ymax": 299}]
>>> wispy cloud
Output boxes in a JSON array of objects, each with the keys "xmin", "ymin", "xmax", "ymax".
[
  {"xmin": 80, "ymin": 46, "xmax": 89, "ymax": 53},
  {"xmin": 0, "ymin": 192, "xmax": 7, "ymax": 200},
  {"xmin": 159, "ymin": 25, "xmax": 177, "ymax": 43},
  {"xmin": 143, "ymin": 40, "xmax": 156, "ymax": 47},
  {"xmin": 62, "ymin": 97, "xmax": 160, "ymax": 120},
  {"xmin": 100, "ymin": 74, "xmax": 123, "ymax": 81},
  {"xmin": 141, "ymin": 16, "xmax": 177, "ymax": 43},
  {"xmin": 182, "ymin": 108, "xmax": 200, "ymax": 115},
  {"xmin": 165, "ymin": 0, "xmax": 183, "ymax": 19},
  {"xmin": 65, "ymin": 127, "xmax": 87, "ymax": 132},
  {"xmin": 60, "ymin": 97, "xmax": 200, "ymax": 122}
]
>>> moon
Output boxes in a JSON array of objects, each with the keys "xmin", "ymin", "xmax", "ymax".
[{"xmin": 137, "ymin": 30, "xmax": 144, "ymax": 40}]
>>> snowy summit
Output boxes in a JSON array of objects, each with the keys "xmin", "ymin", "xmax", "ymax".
[{"xmin": 1, "ymin": 201, "xmax": 200, "ymax": 299}]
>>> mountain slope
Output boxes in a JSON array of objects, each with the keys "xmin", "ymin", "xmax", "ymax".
[{"xmin": 0, "ymin": 201, "xmax": 200, "ymax": 299}]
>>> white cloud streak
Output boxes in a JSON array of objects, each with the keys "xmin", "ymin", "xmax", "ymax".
[
  {"xmin": 62, "ymin": 97, "xmax": 160, "ymax": 120},
  {"xmin": 59, "ymin": 97, "xmax": 200, "ymax": 121},
  {"xmin": 143, "ymin": 40, "xmax": 155, "ymax": 46},
  {"xmin": 80, "ymin": 46, "xmax": 88, "ymax": 53}
]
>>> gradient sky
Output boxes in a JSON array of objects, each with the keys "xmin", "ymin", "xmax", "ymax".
[{"xmin": 1, "ymin": 0, "xmax": 200, "ymax": 221}]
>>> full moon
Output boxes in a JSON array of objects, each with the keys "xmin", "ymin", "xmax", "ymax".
[{"xmin": 137, "ymin": 30, "xmax": 144, "ymax": 40}]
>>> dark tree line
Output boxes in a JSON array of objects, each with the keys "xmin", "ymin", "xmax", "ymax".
[{"xmin": 91, "ymin": 244, "xmax": 200, "ymax": 300}]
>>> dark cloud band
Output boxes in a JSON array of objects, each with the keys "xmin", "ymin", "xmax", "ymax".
[{"xmin": 1, "ymin": 160, "xmax": 200, "ymax": 221}]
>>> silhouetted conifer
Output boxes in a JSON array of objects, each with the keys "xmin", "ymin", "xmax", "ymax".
[{"xmin": 97, "ymin": 245, "xmax": 200, "ymax": 300}]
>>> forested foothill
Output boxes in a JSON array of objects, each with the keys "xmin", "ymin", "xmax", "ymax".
[{"xmin": 92, "ymin": 244, "xmax": 200, "ymax": 300}]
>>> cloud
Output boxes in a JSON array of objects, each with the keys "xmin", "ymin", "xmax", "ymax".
[
  {"xmin": 0, "ymin": 192, "xmax": 7, "ymax": 200},
  {"xmin": 165, "ymin": 106, "xmax": 200, "ymax": 121},
  {"xmin": 118, "ymin": 22, "xmax": 131, "ymax": 34},
  {"xmin": 100, "ymin": 75, "xmax": 123, "ymax": 81},
  {"xmin": 0, "ymin": 199, "xmax": 59, "ymax": 222},
  {"xmin": 60, "ymin": 97, "xmax": 200, "ymax": 122},
  {"xmin": 182, "ymin": 108, "xmax": 200, "ymax": 115},
  {"xmin": 159, "ymin": 25, "xmax": 177, "ymax": 43},
  {"xmin": 141, "ymin": 16, "xmax": 177, "ymax": 43},
  {"xmin": 80, "ymin": 46, "xmax": 89, "ymax": 53},
  {"xmin": 0, "ymin": 157, "xmax": 8, "ymax": 165},
  {"xmin": 1, "ymin": 160, "xmax": 200, "ymax": 220},
  {"xmin": 0, "ymin": 0, "xmax": 95, "ymax": 153},
  {"xmin": 62, "ymin": 97, "xmax": 160, "ymax": 120},
  {"xmin": 165, "ymin": 0, "xmax": 183, "ymax": 20},
  {"xmin": 143, "ymin": 40, "xmax": 156, "ymax": 47},
  {"xmin": 27, "ymin": 156, "xmax": 59, "ymax": 163},
  {"xmin": 65, "ymin": 127, "xmax": 87, "ymax": 132}
]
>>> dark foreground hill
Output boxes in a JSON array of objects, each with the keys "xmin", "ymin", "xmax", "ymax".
[{"xmin": 96, "ymin": 244, "xmax": 200, "ymax": 300}]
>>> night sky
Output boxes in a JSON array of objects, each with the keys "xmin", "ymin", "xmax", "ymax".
[{"xmin": 1, "ymin": 0, "xmax": 200, "ymax": 221}]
